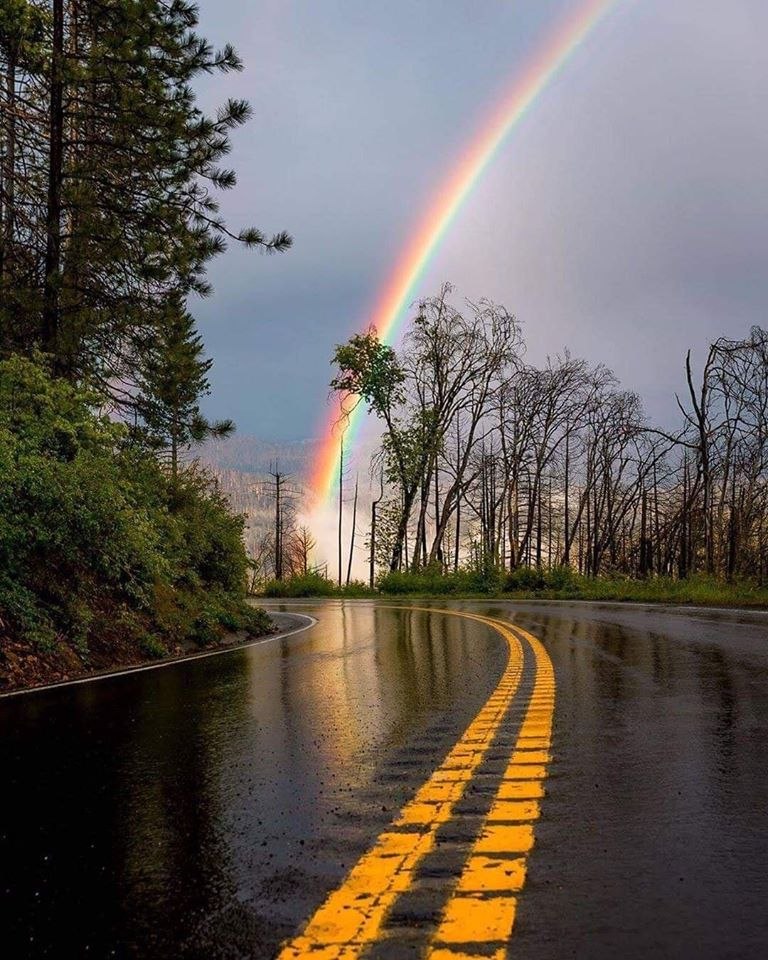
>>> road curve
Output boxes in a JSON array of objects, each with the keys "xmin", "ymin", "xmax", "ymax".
[
  {"xmin": 0, "ymin": 611, "xmax": 315, "ymax": 700},
  {"xmin": 0, "ymin": 600, "xmax": 766, "ymax": 959}
]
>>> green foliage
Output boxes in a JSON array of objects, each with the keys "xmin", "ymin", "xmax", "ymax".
[
  {"xmin": 0, "ymin": 0, "xmax": 286, "ymax": 685},
  {"xmin": 233, "ymin": 603, "xmax": 272, "ymax": 636},
  {"xmin": 133, "ymin": 298, "xmax": 234, "ymax": 474},
  {"xmin": 141, "ymin": 636, "xmax": 168, "ymax": 660},
  {"xmin": 376, "ymin": 565, "xmax": 768, "ymax": 607},
  {"xmin": 504, "ymin": 567, "xmax": 547, "ymax": 591},
  {"xmin": 263, "ymin": 572, "xmax": 338, "ymax": 598},
  {"xmin": 330, "ymin": 331, "xmax": 404, "ymax": 419},
  {"xmin": 261, "ymin": 573, "xmax": 377, "ymax": 599},
  {"xmin": 255, "ymin": 556, "xmax": 768, "ymax": 607},
  {"xmin": 0, "ymin": 356, "xmax": 268, "ymax": 659},
  {"xmin": 342, "ymin": 580, "xmax": 378, "ymax": 598},
  {"xmin": 0, "ymin": 0, "xmax": 290, "ymax": 395},
  {"xmin": 550, "ymin": 573, "xmax": 768, "ymax": 607}
]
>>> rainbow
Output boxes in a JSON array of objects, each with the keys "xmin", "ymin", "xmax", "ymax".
[{"xmin": 310, "ymin": 0, "xmax": 622, "ymax": 502}]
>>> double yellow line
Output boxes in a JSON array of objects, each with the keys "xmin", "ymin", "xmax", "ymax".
[{"xmin": 278, "ymin": 610, "xmax": 556, "ymax": 960}]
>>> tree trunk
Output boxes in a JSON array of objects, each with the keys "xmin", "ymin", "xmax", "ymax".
[
  {"xmin": 1, "ymin": 45, "xmax": 17, "ymax": 284},
  {"xmin": 390, "ymin": 485, "xmax": 418, "ymax": 572},
  {"xmin": 43, "ymin": 0, "xmax": 65, "ymax": 360},
  {"xmin": 337, "ymin": 437, "xmax": 344, "ymax": 585},
  {"xmin": 454, "ymin": 492, "xmax": 461, "ymax": 572},
  {"xmin": 369, "ymin": 499, "xmax": 377, "ymax": 589},
  {"xmin": 275, "ymin": 470, "xmax": 283, "ymax": 580},
  {"xmin": 563, "ymin": 432, "xmax": 571, "ymax": 566},
  {"xmin": 346, "ymin": 475, "xmax": 358, "ymax": 586}
]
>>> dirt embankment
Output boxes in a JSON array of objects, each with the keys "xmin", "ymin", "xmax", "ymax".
[{"xmin": 0, "ymin": 614, "xmax": 287, "ymax": 695}]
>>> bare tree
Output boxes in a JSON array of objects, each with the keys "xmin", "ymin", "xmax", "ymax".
[{"xmin": 330, "ymin": 285, "xmax": 768, "ymax": 585}]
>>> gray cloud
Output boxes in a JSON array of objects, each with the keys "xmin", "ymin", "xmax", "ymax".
[{"xmin": 192, "ymin": 0, "xmax": 768, "ymax": 438}]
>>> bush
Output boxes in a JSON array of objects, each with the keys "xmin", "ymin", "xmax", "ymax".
[
  {"xmin": 263, "ymin": 572, "xmax": 338, "ymax": 598},
  {"xmin": 0, "ymin": 355, "xmax": 268, "ymax": 663},
  {"xmin": 260, "ymin": 573, "xmax": 378, "ymax": 598},
  {"xmin": 504, "ymin": 566, "xmax": 546, "ymax": 591},
  {"xmin": 341, "ymin": 580, "xmax": 378, "ymax": 598},
  {"xmin": 241, "ymin": 604, "xmax": 273, "ymax": 635},
  {"xmin": 141, "ymin": 635, "xmax": 168, "ymax": 660},
  {"xmin": 547, "ymin": 565, "xmax": 577, "ymax": 591}
]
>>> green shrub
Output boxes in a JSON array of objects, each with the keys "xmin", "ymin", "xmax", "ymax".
[
  {"xmin": 504, "ymin": 566, "xmax": 547, "ymax": 591},
  {"xmin": 263, "ymin": 572, "xmax": 338, "ymax": 598},
  {"xmin": 340, "ymin": 580, "xmax": 377, "ymax": 598},
  {"xmin": 0, "ymin": 355, "xmax": 268, "ymax": 660},
  {"xmin": 546, "ymin": 565, "xmax": 577, "ymax": 591},
  {"xmin": 260, "ymin": 574, "xmax": 379, "ymax": 599},
  {"xmin": 376, "ymin": 570, "xmax": 423, "ymax": 595},
  {"xmin": 241, "ymin": 604, "xmax": 273, "ymax": 635},
  {"xmin": 190, "ymin": 609, "xmax": 220, "ymax": 646},
  {"xmin": 141, "ymin": 635, "xmax": 168, "ymax": 659}
]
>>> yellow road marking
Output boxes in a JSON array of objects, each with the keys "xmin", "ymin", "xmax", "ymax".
[
  {"xmin": 426, "ymin": 624, "xmax": 556, "ymax": 958},
  {"xmin": 454, "ymin": 855, "xmax": 527, "ymax": 893},
  {"xmin": 473, "ymin": 823, "xmax": 535, "ymax": 854},
  {"xmin": 497, "ymin": 780, "xmax": 544, "ymax": 800},
  {"xmin": 485, "ymin": 799, "xmax": 540, "ymax": 822},
  {"xmin": 277, "ymin": 610, "xmax": 524, "ymax": 960},
  {"xmin": 438, "ymin": 894, "xmax": 519, "ymax": 942}
]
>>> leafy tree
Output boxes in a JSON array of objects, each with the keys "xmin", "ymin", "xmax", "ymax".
[
  {"xmin": 330, "ymin": 291, "xmax": 520, "ymax": 571},
  {"xmin": 0, "ymin": 3, "xmax": 284, "ymax": 684},
  {"xmin": 330, "ymin": 330, "xmax": 405, "ymax": 420}
]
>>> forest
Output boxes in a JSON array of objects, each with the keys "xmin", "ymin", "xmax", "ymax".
[
  {"xmin": 280, "ymin": 283, "xmax": 768, "ymax": 600},
  {"xmin": 0, "ymin": 0, "xmax": 286, "ymax": 686}
]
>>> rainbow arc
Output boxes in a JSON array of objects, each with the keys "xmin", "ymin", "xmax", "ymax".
[{"xmin": 310, "ymin": 0, "xmax": 622, "ymax": 503}]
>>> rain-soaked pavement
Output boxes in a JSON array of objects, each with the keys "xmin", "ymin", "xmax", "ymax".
[{"xmin": 1, "ymin": 601, "xmax": 767, "ymax": 958}]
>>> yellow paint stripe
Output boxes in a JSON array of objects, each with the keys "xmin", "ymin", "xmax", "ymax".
[
  {"xmin": 276, "ymin": 611, "xmax": 524, "ymax": 960},
  {"xmin": 427, "ymin": 623, "xmax": 556, "ymax": 957}
]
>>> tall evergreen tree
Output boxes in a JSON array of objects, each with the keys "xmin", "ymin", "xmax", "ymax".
[
  {"xmin": 133, "ymin": 296, "xmax": 233, "ymax": 479},
  {"xmin": 0, "ymin": 0, "xmax": 290, "ymax": 392}
]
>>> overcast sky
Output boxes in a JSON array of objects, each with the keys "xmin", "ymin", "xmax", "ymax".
[{"xmin": 192, "ymin": 0, "xmax": 768, "ymax": 440}]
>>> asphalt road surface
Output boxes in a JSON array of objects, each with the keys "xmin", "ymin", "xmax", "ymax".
[{"xmin": 1, "ymin": 601, "xmax": 767, "ymax": 959}]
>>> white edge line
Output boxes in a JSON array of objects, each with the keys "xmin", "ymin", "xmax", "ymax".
[{"xmin": 0, "ymin": 614, "xmax": 318, "ymax": 701}]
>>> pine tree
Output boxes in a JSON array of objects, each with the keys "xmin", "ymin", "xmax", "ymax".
[
  {"xmin": 0, "ymin": 0, "xmax": 48, "ymax": 346},
  {"xmin": 0, "ymin": 0, "xmax": 290, "ymax": 392},
  {"xmin": 133, "ymin": 297, "xmax": 233, "ymax": 479}
]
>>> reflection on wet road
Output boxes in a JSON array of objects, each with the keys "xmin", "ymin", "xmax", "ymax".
[
  {"xmin": 1, "ymin": 601, "xmax": 767, "ymax": 958},
  {"xmin": 278, "ymin": 613, "xmax": 555, "ymax": 959}
]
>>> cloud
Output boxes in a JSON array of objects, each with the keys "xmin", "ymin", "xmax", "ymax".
[{"xmin": 192, "ymin": 0, "xmax": 768, "ymax": 438}]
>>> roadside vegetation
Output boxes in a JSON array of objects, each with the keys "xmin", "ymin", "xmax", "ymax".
[
  {"xmin": 324, "ymin": 288, "xmax": 767, "ymax": 592},
  {"xmin": 259, "ymin": 286, "xmax": 768, "ymax": 607},
  {"xmin": 0, "ymin": 2, "xmax": 287, "ymax": 690},
  {"xmin": 262, "ymin": 572, "xmax": 376, "ymax": 599},
  {"xmin": 258, "ymin": 567, "xmax": 768, "ymax": 608},
  {"xmin": 0, "ymin": 356, "xmax": 270, "ymax": 680}
]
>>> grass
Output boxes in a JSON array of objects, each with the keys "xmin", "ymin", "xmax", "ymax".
[
  {"xmin": 523, "ymin": 574, "xmax": 768, "ymax": 608},
  {"xmin": 261, "ymin": 572, "xmax": 377, "ymax": 599},
  {"xmin": 257, "ymin": 569, "xmax": 768, "ymax": 609}
]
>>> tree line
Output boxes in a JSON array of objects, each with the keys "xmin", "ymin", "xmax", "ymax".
[
  {"xmin": 331, "ymin": 285, "xmax": 768, "ymax": 584},
  {"xmin": 1, "ymin": 0, "xmax": 289, "ymax": 445},
  {"xmin": 0, "ymin": 1, "xmax": 287, "ymax": 673}
]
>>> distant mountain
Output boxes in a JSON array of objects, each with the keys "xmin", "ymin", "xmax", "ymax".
[
  {"xmin": 196, "ymin": 435, "xmax": 314, "ymax": 566},
  {"xmin": 198, "ymin": 434, "xmax": 313, "ymax": 479}
]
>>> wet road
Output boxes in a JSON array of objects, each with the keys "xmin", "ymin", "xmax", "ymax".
[{"xmin": 1, "ymin": 601, "xmax": 767, "ymax": 958}]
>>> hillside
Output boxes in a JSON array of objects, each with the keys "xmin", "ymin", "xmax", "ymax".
[{"xmin": 197, "ymin": 436, "xmax": 314, "ymax": 562}]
